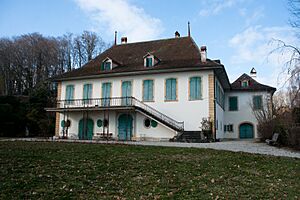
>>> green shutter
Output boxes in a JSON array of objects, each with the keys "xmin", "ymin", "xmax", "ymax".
[
  {"xmin": 149, "ymin": 80, "xmax": 153, "ymax": 101},
  {"xmin": 253, "ymin": 96, "xmax": 262, "ymax": 109},
  {"xmin": 101, "ymin": 62, "xmax": 104, "ymax": 71},
  {"xmin": 190, "ymin": 78, "xmax": 195, "ymax": 100},
  {"xmin": 166, "ymin": 78, "xmax": 176, "ymax": 101},
  {"xmin": 171, "ymin": 79, "xmax": 176, "ymax": 100},
  {"xmin": 197, "ymin": 77, "xmax": 202, "ymax": 99},
  {"xmin": 143, "ymin": 80, "xmax": 154, "ymax": 101},
  {"xmin": 121, "ymin": 81, "xmax": 131, "ymax": 105},
  {"xmin": 102, "ymin": 82, "xmax": 111, "ymax": 106},
  {"xmin": 166, "ymin": 79, "xmax": 172, "ymax": 100},
  {"xmin": 229, "ymin": 97, "xmax": 238, "ymax": 111},
  {"xmin": 66, "ymin": 85, "xmax": 74, "ymax": 104},
  {"xmin": 122, "ymin": 81, "xmax": 131, "ymax": 97},
  {"xmin": 83, "ymin": 84, "xmax": 88, "ymax": 99},
  {"xmin": 83, "ymin": 84, "xmax": 92, "ymax": 104},
  {"xmin": 88, "ymin": 84, "xmax": 92, "ymax": 99},
  {"xmin": 143, "ymin": 80, "xmax": 149, "ymax": 101},
  {"xmin": 190, "ymin": 77, "xmax": 201, "ymax": 100}
]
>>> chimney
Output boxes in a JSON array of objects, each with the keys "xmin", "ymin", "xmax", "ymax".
[
  {"xmin": 175, "ymin": 31, "xmax": 180, "ymax": 38},
  {"xmin": 114, "ymin": 31, "xmax": 117, "ymax": 45},
  {"xmin": 250, "ymin": 67, "xmax": 257, "ymax": 79},
  {"xmin": 200, "ymin": 46, "xmax": 207, "ymax": 63},
  {"xmin": 121, "ymin": 37, "xmax": 127, "ymax": 44},
  {"xmin": 188, "ymin": 21, "xmax": 191, "ymax": 37}
]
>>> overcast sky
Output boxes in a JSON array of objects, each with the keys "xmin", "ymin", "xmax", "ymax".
[{"xmin": 0, "ymin": 0, "xmax": 298, "ymax": 88}]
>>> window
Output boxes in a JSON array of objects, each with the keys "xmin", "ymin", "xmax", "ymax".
[
  {"xmin": 224, "ymin": 124, "xmax": 233, "ymax": 132},
  {"xmin": 253, "ymin": 95, "xmax": 262, "ymax": 110},
  {"xmin": 101, "ymin": 60, "xmax": 111, "ymax": 71},
  {"xmin": 102, "ymin": 82, "xmax": 111, "ymax": 106},
  {"xmin": 61, "ymin": 120, "xmax": 71, "ymax": 128},
  {"xmin": 165, "ymin": 78, "xmax": 177, "ymax": 101},
  {"xmin": 229, "ymin": 96, "xmax": 238, "ymax": 111},
  {"xmin": 97, "ymin": 119, "xmax": 103, "ymax": 127},
  {"xmin": 143, "ymin": 80, "xmax": 154, "ymax": 101},
  {"xmin": 145, "ymin": 57, "xmax": 153, "ymax": 67},
  {"xmin": 151, "ymin": 120, "xmax": 158, "ymax": 128},
  {"xmin": 65, "ymin": 85, "xmax": 74, "ymax": 105},
  {"xmin": 121, "ymin": 81, "xmax": 132, "ymax": 105},
  {"xmin": 144, "ymin": 118, "xmax": 151, "ymax": 128},
  {"xmin": 83, "ymin": 84, "xmax": 92, "ymax": 104},
  {"xmin": 189, "ymin": 77, "xmax": 202, "ymax": 100},
  {"xmin": 241, "ymin": 80, "xmax": 249, "ymax": 87}
]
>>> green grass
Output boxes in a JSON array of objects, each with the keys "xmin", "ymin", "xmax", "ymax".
[{"xmin": 0, "ymin": 141, "xmax": 299, "ymax": 199}]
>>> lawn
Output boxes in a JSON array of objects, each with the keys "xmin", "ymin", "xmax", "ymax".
[{"xmin": 0, "ymin": 141, "xmax": 299, "ymax": 199}]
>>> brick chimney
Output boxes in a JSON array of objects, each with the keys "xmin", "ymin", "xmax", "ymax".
[
  {"xmin": 200, "ymin": 46, "xmax": 207, "ymax": 63},
  {"xmin": 121, "ymin": 37, "xmax": 127, "ymax": 44}
]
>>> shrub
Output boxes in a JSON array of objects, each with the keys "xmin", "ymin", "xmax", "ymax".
[
  {"xmin": 257, "ymin": 119, "xmax": 276, "ymax": 141},
  {"xmin": 288, "ymin": 127, "xmax": 300, "ymax": 149}
]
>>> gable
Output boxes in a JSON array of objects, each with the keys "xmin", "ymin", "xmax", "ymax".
[{"xmin": 231, "ymin": 73, "xmax": 276, "ymax": 93}]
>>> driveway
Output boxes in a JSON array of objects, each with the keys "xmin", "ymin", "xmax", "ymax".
[
  {"xmin": 1, "ymin": 138, "xmax": 299, "ymax": 158},
  {"xmin": 134, "ymin": 140, "xmax": 300, "ymax": 158}
]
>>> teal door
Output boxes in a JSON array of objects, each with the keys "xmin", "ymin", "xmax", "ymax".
[
  {"xmin": 118, "ymin": 114, "xmax": 133, "ymax": 140},
  {"xmin": 121, "ymin": 81, "xmax": 132, "ymax": 105},
  {"xmin": 79, "ymin": 118, "xmax": 94, "ymax": 140},
  {"xmin": 239, "ymin": 123, "xmax": 254, "ymax": 139}
]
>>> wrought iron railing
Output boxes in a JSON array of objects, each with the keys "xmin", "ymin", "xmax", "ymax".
[{"xmin": 57, "ymin": 97, "xmax": 184, "ymax": 131}]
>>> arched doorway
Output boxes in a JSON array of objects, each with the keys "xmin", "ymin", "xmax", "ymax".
[
  {"xmin": 239, "ymin": 123, "xmax": 254, "ymax": 139},
  {"xmin": 78, "ymin": 118, "xmax": 94, "ymax": 140},
  {"xmin": 118, "ymin": 114, "xmax": 133, "ymax": 141}
]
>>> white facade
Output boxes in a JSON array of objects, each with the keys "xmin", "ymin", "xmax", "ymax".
[
  {"xmin": 58, "ymin": 70, "xmax": 214, "ymax": 140},
  {"xmin": 223, "ymin": 91, "xmax": 271, "ymax": 139},
  {"xmin": 55, "ymin": 68, "xmax": 275, "ymax": 141}
]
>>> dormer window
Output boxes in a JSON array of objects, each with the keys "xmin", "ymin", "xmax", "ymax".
[
  {"xmin": 241, "ymin": 80, "xmax": 249, "ymax": 87},
  {"xmin": 144, "ymin": 53, "xmax": 159, "ymax": 67},
  {"xmin": 145, "ymin": 57, "xmax": 153, "ymax": 67},
  {"xmin": 101, "ymin": 58, "xmax": 112, "ymax": 71}
]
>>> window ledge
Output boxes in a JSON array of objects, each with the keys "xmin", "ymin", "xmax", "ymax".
[
  {"xmin": 164, "ymin": 99, "xmax": 178, "ymax": 102},
  {"xmin": 188, "ymin": 98, "xmax": 203, "ymax": 101}
]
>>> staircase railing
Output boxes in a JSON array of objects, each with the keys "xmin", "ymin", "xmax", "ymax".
[
  {"xmin": 56, "ymin": 97, "xmax": 184, "ymax": 131},
  {"xmin": 131, "ymin": 98, "xmax": 184, "ymax": 131}
]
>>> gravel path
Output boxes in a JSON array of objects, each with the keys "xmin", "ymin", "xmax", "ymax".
[{"xmin": 1, "ymin": 138, "xmax": 299, "ymax": 158}]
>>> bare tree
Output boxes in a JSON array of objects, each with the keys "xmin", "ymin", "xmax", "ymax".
[
  {"xmin": 73, "ymin": 35, "xmax": 84, "ymax": 68},
  {"xmin": 81, "ymin": 31, "xmax": 98, "ymax": 62},
  {"xmin": 0, "ymin": 31, "xmax": 109, "ymax": 95}
]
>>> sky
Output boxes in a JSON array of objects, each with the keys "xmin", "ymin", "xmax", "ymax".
[{"xmin": 0, "ymin": 0, "xmax": 298, "ymax": 88}]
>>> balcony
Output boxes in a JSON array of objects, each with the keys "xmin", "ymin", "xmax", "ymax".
[{"xmin": 46, "ymin": 97, "xmax": 184, "ymax": 132}]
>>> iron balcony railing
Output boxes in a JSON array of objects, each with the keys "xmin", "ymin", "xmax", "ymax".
[{"xmin": 56, "ymin": 97, "xmax": 184, "ymax": 131}]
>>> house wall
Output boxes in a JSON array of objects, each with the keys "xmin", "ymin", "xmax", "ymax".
[
  {"xmin": 59, "ymin": 111, "xmax": 118, "ymax": 139},
  {"xmin": 59, "ymin": 70, "xmax": 214, "ymax": 132},
  {"xmin": 55, "ymin": 82, "xmax": 62, "ymax": 137},
  {"xmin": 135, "ymin": 112, "xmax": 177, "ymax": 141},
  {"xmin": 58, "ymin": 110, "xmax": 176, "ymax": 140},
  {"xmin": 224, "ymin": 91, "xmax": 271, "ymax": 139},
  {"xmin": 215, "ymin": 78, "xmax": 225, "ymax": 139},
  {"xmin": 216, "ymin": 104, "xmax": 224, "ymax": 139}
]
